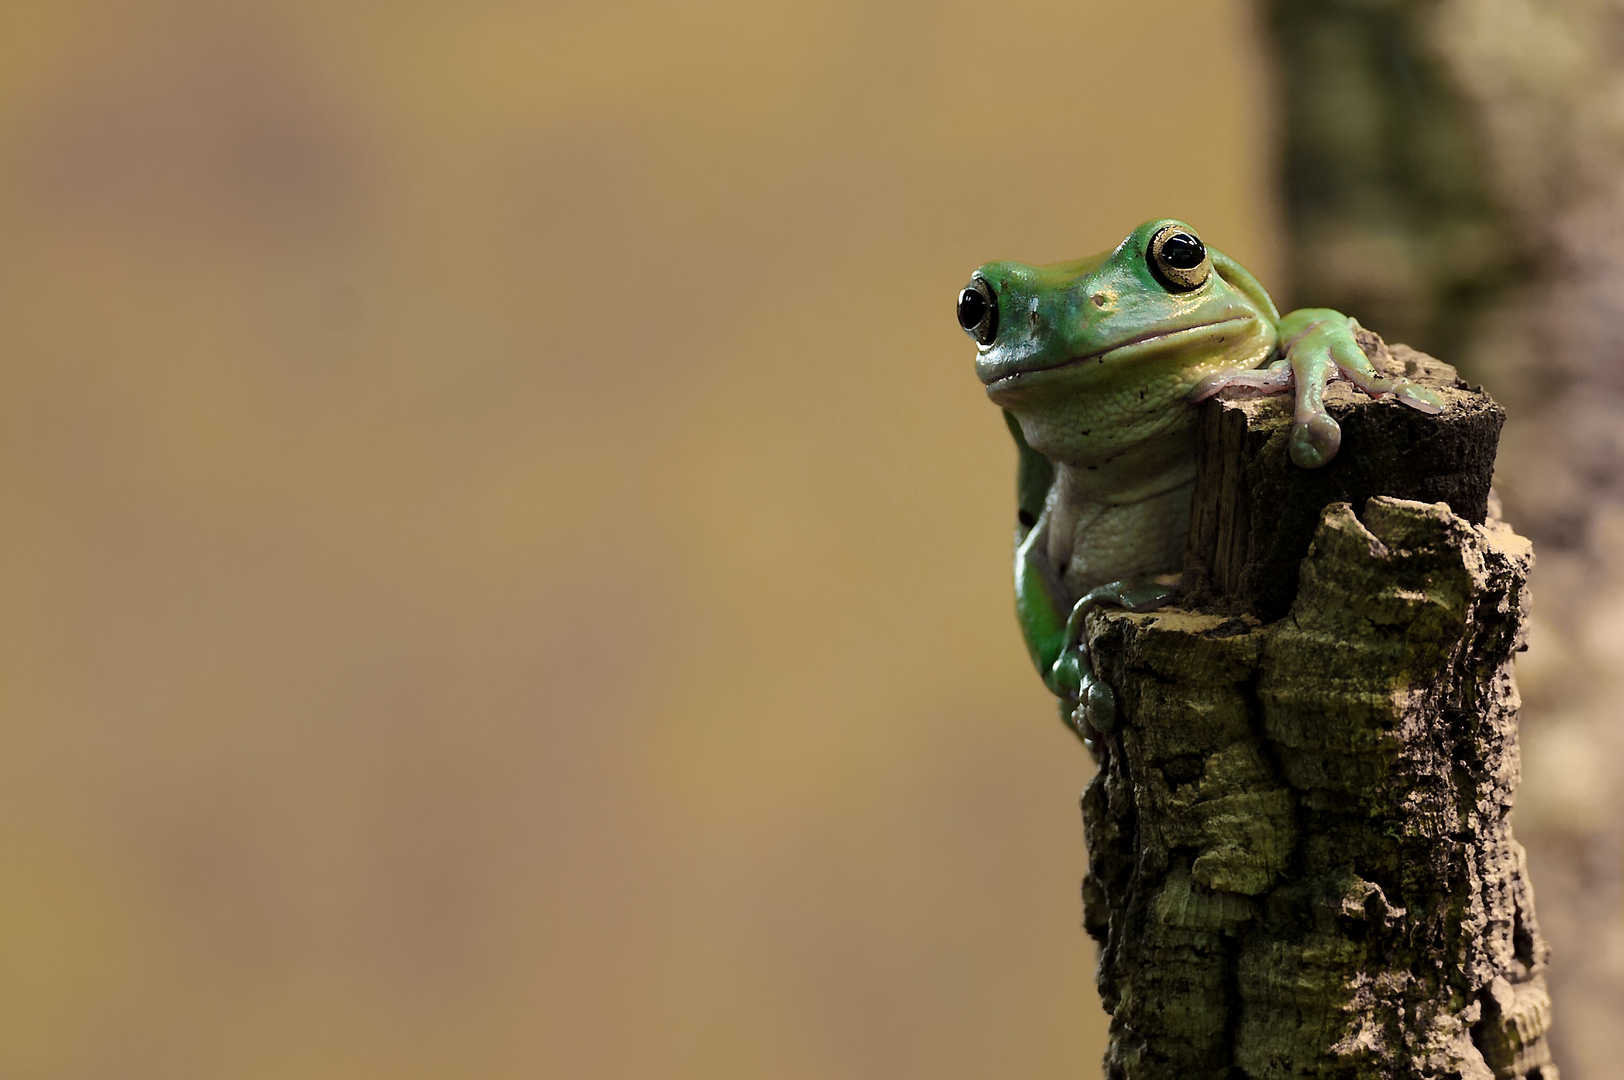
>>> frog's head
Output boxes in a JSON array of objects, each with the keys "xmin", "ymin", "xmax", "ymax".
[{"xmin": 958, "ymin": 219, "xmax": 1279, "ymax": 464}]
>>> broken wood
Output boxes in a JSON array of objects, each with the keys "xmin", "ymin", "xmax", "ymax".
[{"xmin": 1081, "ymin": 347, "xmax": 1558, "ymax": 1078}]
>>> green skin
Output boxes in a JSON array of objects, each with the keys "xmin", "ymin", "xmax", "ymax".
[{"xmin": 963, "ymin": 218, "xmax": 1443, "ymax": 741}]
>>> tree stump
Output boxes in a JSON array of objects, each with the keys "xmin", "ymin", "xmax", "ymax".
[{"xmin": 1080, "ymin": 348, "xmax": 1558, "ymax": 1078}]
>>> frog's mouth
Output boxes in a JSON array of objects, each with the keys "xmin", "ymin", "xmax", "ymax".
[{"xmin": 979, "ymin": 315, "xmax": 1256, "ymax": 392}]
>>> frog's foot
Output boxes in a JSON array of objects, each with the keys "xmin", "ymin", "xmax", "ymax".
[
  {"xmin": 1279, "ymin": 311, "xmax": 1424, "ymax": 467},
  {"xmin": 1074, "ymin": 668, "xmax": 1119, "ymax": 738},
  {"xmin": 1192, "ymin": 311, "xmax": 1446, "ymax": 469},
  {"xmin": 1050, "ymin": 577, "xmax": 1178, "ymax": 740}
]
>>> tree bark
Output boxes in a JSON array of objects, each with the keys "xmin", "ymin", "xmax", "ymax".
[
  {"xmin": 1261, "ymin": 6, "xmax": 1624, "ymax": 1071},
  {"xmin": 1081, "ymin": 353, "xmax": 1557, "ymax": 1078}
]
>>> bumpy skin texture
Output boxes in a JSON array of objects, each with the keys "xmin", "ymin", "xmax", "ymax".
[{"xmin": 961, "ymin": 219, "xmax": 1443, "ymax": 738}]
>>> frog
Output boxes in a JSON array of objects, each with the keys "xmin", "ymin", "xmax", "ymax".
[{"xmin": 956, "ymin": 218, "xmax": 1443, "ymax": 743}]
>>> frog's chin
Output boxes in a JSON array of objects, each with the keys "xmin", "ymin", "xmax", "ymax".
[{"xmin": 978, "ymin": 316, "xmax": 1257, "ymax": 398}]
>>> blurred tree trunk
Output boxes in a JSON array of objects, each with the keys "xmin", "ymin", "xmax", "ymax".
[{"xmin": 1263, "ymin": 1, "xmax": 1624, "ymax": 1074}]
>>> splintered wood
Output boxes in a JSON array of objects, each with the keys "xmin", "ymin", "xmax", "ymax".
[{"xmin": 1081, "ymin": 351, "xmax": 1557, "ymax": 1079}]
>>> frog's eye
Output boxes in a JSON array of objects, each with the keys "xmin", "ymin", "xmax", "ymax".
[
  {"xmin": 957, "ymin": 278, "xmax": 999, "ymax": 346},
  {"xmin": 1147, "ymin": 226, "xmax": 1211, "ymax": 292}
]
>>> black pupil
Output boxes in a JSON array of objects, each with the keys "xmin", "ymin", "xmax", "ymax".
[
  {"xmin": 957, "ymin": 286, "xmax": 988, "ymax": 330},
  {"xmin": 1160, "ymin": 233, "xmax": 1205, "ymax": 270}
]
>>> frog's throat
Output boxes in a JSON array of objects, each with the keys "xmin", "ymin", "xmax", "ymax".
[
  {"xmin": 1055, "ymin": 456, "xmax": 1196, "ymax": 507},
  {"xmin": 980, "ymin": 315, "xmax": 1256, "ymax": 391}
]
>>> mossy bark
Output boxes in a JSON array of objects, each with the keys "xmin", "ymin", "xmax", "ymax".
[
  {"xmin": 1080, "ymin": 355, "xmax": 1556, "ymax": 1078},
  {"xmin": 1263, "ymin": 7, "xmax": 1624, "ymax": 1072}
]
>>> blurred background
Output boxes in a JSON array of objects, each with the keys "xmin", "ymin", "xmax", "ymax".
[{"xmin": 0, "ymin": 1, "xmax": 1619, "ymax": 1077}]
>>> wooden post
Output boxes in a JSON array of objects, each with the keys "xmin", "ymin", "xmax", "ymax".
[{"xmin": 1080, "ymin": 345, "xmax": 1558, "ymax": 1079}]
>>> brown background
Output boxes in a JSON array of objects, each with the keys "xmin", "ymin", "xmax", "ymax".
[{"xmin": 0, "ymin": 2, "xmax": 1278, "ymax": 1076}]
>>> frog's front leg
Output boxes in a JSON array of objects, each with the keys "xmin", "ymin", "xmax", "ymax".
[
  {"xmin": 1016, "ymin": 518, "xmax": 1177, "ymax": 741},
  {"xmin": 1192, "ymin": 309, "xmax": 1444, "ymax": 469}
]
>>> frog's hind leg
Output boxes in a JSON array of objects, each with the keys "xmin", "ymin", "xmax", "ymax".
[
  {"xmin": 1015, "ymin": 499, "xmax": 1178, "ymax": 744},
  {"xmin": 1062, "ymin": 577, "xmax": 1179, "ymax": 740}
]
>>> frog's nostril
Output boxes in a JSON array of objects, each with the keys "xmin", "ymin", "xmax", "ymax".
[{"xmin": 957, "ymin": 279, "xmax": 998, "ymax": 345}]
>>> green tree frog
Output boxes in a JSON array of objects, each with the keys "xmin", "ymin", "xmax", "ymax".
[{"xmin": 957, "ymin": 218, "xmax": 1442, "ymax": 741}]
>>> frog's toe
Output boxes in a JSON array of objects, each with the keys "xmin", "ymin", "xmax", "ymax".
[
  {"xmin": 1290, "ymin": 412, "xmax": 1341, "ymax": 469},
  {"xmin": 1395, "ymin": 382, "xmax": 1444, "ymax": 415},
  {"xmin": 1115, "ymin": 579, "xmax": 1180, "ymax": 611},
  {"xmin": 1048, "ymin": 649, "xmax": 1084, "ymax": 703},
  {"xmin": 1075, "ymin": 673, "xmax": 1118, "ymax": 735}
]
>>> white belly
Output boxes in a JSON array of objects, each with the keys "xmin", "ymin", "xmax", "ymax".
[{"xmin": 1047, "ymin": 478, "xmax": 1194, "ymax": 595}]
